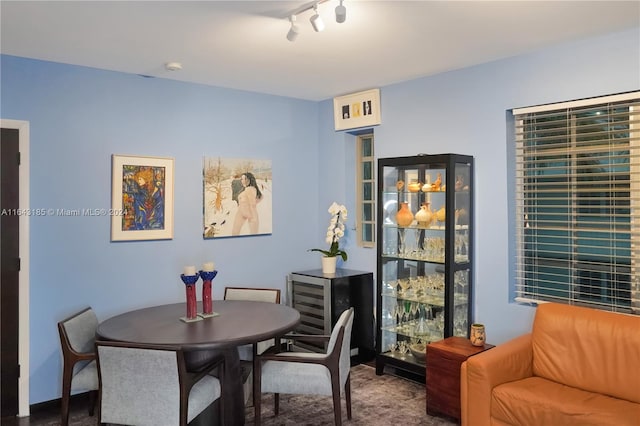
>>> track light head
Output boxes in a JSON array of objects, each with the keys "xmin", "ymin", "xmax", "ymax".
[
  {"xmin": 335, "ymin": 0, "xmax": 346, "ymax": 23},
  {"xmin": 286, "ymin": 15, "xmax": 299, "ymax": 42},
  {"xmin": 310, "ymin": 4, "xmax": 325, "ymax": 32}
]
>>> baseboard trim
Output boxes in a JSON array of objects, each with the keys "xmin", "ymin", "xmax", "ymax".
[{"xmin": 28, "ymin": 391, "xmax": 93, "ymax": 416}]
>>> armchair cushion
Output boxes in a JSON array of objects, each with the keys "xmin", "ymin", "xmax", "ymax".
[
  {"xmin": 64, "ymin": 308, "xmax": 98, "ymax": 354},
  {"xmin": 71, "ymin": 360, "xmax": 98, "ymax": 391},
  {"xmin": 261, "ymin": 359, "xmax": 332, "ymax": 395},
  {"xmin": 492, "ymin": 377, "xmax": 640, "ymax": 426}
]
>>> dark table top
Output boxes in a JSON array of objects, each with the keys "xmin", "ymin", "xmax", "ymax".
[{"xmin": 96, "ymin": 300, "xmax": 301, "ymax": 350}]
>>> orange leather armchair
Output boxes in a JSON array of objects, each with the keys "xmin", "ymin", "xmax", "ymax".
[{"xmin": 461, "ymin": 303, "xmax": 640, "ymax": 426}]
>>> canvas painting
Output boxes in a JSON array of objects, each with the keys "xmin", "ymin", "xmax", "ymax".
[
  {"xmin": 111, "ymin": 155, "xmax": 174, "ymax": 241},
  {"xmin": 203, "ymin": 157, "xmax": 272, "ymax": 238}
]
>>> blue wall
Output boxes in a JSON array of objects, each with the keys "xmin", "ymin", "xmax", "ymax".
[
  {"xmin": 0, "ymin": 57, "xmax": 334, "ymax": 403},
  {"xmin": 1, "ymin": 26, "xmax": 639, "ymax": 405}
]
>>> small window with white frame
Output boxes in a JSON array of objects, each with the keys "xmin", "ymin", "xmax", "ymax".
[{"xmin": 356, "ymin": 133, "xmax": 375, "ymax": 247}]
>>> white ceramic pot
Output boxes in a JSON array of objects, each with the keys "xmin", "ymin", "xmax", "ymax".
[{"xmin": 321, "ymin": 256, "xmax": 337, "ymax": 274}]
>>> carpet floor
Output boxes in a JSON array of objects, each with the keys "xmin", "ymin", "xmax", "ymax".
[
  {"xmin": 4, "ymin": 364, "xmax": 457, "ymax": 426},
  {"xmin": 245, "ymin": 364, "xmax": 456, "ymax": 426}
]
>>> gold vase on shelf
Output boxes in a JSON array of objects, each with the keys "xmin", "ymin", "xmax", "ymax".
[
  {"xmin": 436, "ymin": 206, "xmax": 446, "ymax": 225},
  {"xmin": 431, "ymin": 172, "xmax": 442, "ymax": 191},
  {"xmin": 407, "ymin": 181, "xmax": 422, "ymax": 193},
  {"xmin": 395, "ymin": 202, "xmax": 414, "ymax": 227}
]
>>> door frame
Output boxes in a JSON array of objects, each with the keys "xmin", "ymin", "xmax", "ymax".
[{"xmin": 1, "ymin": 119, "xmax": 30, "ymax": 417}]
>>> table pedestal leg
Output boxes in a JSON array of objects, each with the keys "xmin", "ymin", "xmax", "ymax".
[{"xmin": 185, "ymin": 347, "xmax": 244, "ymax": 426}]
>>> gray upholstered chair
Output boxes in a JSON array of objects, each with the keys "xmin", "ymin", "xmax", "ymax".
[
  {"xmin": 223, "ymin": 287, "xmax": 281, "ymax": 359},
  {"xmin": 224, "ymin": 286, "xmax": 281, "ymax": 406},
  {"xmin": 57, "ymin": 307, "xmax": 99, "ymax": 426},
  {"xmin": 95, "ymin": 340, "xmax": 224, "ymax": 426},
  {"xmin": 253, "ymin": 307, "xmax": 354, "ymax": 426}
]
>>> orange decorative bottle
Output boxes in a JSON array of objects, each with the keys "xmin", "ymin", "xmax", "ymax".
[{"xmin": 396, "ymin": 202, "xmax": 414, "ymax": 227}]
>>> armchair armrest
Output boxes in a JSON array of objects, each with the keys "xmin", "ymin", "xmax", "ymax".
[
  {"xmin": 258, "ymin": 335, "xmax": 332, "ymax": 364},
  {"xmin": 257, "ymin": 331, "xmax": 343, "ymax": 366},
  {"xmin": 73, "ymin": 351, "xmax": 96, "ymax": 362},
  {"xmin": 258, "ymin": 352, "xmax": 329, "ymax": 365},
  {"xmin": 282, "ymin": 334, "xmax": 331, "ymax": 343},
  {"xmin": 461, "ymin": 333, "xmax": 533, "ymax": 426}
]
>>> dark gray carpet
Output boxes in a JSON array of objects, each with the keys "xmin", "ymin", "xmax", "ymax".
[
  {"xmin": 11, "ymin": 364, "xmax": 456, "ymax": 425},
  {"xmin": 245, "ymin": 364, "xmax": 455, "ymax": 426}
]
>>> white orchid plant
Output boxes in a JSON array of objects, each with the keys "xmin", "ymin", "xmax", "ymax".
[{"xmin": 309, "ymin": 202, "xmax": 348, "ymax": 261}]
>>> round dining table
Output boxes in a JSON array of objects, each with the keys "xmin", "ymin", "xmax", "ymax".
[{"xmin": 96, "ymin": 300, "xmax": 301, "ymax": 426}]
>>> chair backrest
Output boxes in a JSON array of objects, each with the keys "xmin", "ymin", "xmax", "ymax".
[
  {"xmin": 58, "ymin": 307, "xmax": 98, "ymax": 355},
  {"xmin": 326, "ymin": 308, "xmax": 354, "ymax": 386},
  {"xmin": 96, "ymin": 341, "xmax": 186, "ymax": 426},
  {"xmin": 532, "ymin": 302, "xmax": 640, "ymax": 403},
  {"xmin": 224, "ymin": 286, "xmax": 281, "ymax": 303}
]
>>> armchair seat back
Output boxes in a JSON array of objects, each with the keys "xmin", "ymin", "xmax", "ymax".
[{"xmin": 532, "ymin": 303, "xmax": 640, "ymax": 403}]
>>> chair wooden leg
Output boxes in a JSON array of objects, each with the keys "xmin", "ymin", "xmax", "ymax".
[
  {"xmin": 60, "ymin": 367, "xmax": 72, "ymax": 426},
  {"xmin": 88, "ymin": 390, "xmax": 97, "ymax": 416},
  {"xmin": 345, "ymin": 374, "xmax": 352, "ymax": 420},
  {"xmin": 331, "ymin": 374, "xmax": 342, "ymax": 426},
  {"xmin": 274, "ymin": 393, "xmax": 279, "ymax": 415},
  {"xmin": 219, "ymin": 360, "xmax": 225, "ymax": 426},
  {"xmin": 253, "ymin": 357, "xmax": 261, "ymax": 426}
]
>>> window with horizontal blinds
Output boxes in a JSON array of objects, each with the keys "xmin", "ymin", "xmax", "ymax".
[{"xmin": 513, "ymin": 92, "xmax": 640, "ymax": 314}]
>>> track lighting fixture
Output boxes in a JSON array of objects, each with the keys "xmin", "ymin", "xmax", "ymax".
[
  {"xmin": 284, "ymin": 0, "xmax": 347, "ymax": 41},
  {"xmin": 335, "ymin": 0, "xmax": 346, "ymax": 23},
  {"xmin": 309, "ymin": 4, "xmax": 325, "ymax": 32},
  {"xmin": 286, "ymin": 15, "xmax": 299, "ymax": 42}
]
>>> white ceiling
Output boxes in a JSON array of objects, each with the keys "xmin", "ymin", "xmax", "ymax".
[{"xmin": 1, "ymin": 1, "xmax": 639, "ymax": 101}]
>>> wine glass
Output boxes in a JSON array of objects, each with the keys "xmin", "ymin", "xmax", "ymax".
[
  {"xmin": 398, "ymin": 228, "xmax": 406, "ymax": 256},
  {"xmin": 398, "ymin": 278, "xmax": 411, "ymax": 297},
  {"xmin": 397, "ymin": 341, "xmax": 408, "ymax": 359},
  {"xmin": 388, "ymin": 342, "xmax": 398, "ymax": 357}
]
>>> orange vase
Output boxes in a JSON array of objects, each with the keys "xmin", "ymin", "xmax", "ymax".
[{"xmin": 395, "ymin": 202, "xmax": 414, "ymax": 227}]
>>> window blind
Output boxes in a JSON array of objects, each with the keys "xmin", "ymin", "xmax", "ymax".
[{"xmin": 513, "ymin": 91, "xmax": 640, "ymax": 314}]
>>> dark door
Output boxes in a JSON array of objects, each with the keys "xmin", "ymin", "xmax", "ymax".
[{"xmin": 1, "ymin": 128, "xmax": 20, "ymax": 417}]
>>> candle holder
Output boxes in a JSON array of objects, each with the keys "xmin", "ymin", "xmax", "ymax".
[
  {"xmin": 180, "ymin": 274, "xmax": 202, "ymax": 323},
  {"xmin": 198, "ymin": 270, "xmax": 219, "ymax": 318}
]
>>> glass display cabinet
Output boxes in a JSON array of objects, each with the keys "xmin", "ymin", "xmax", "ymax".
[{"xmin": 375, "ymin": 154, "xmax": 474, "ymax": 377}]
